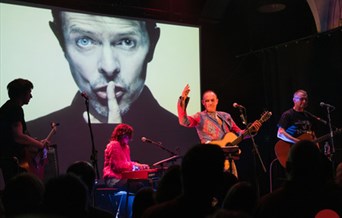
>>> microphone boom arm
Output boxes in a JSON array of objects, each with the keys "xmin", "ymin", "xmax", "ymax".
[{"xmin": 142, "ymin": 137, "xmax": 178, "ymax": 156}]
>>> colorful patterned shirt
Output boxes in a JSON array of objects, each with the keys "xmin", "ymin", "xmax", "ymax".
[{"xmin": 177, "ymin": 97, "xmax": 243, "ymax": 143}]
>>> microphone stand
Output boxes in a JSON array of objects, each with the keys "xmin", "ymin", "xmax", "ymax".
[
  {"xmin": 151, "ymin": 141, "xmax": 178, "ymax": 157},
  {"xmin": 83, "ymin": 97, "xmax": 100, "ymax": 182},
  {"xmin": 239, "ymin": 108, "xmax": 266, "ymax": 198},
  {"xmin": 325, "ymin": 106, "xmax": 335, "ymax": 169}
]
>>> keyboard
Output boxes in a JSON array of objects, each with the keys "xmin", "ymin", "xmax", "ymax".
[{"xmin": 121, "ymin": 168, "xmax": 164, "ymax": 180}]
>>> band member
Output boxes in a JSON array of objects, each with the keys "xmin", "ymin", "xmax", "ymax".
[
  {"xmin": 277, "ymin": 89, "xmax": 316, "ymax": 143},
  {"xmin": 0, "ymin": 78, "xmax": 48, "ymax": 184},
  {"xmin": 177, "ymin": 84, "xmax": 262, "ymax": 177},
  {"xmin": 103, "ymin": 123, "xmax": 149, "ymax": 188},
  {"xmin": 275, "ymin": 89, "xmax": 322, "ymax": 168}
]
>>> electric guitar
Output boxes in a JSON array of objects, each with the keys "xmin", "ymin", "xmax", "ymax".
[
  {"xmin": 274, "ymin": 128, "xmax": 342, "ymax": 168},
  {"xmin": 20, "ymin": 122, "xmax": 58, "ymax": 179},
  {"xmin": 210, "ymin": 111, "xmax": 272, "ymax": 172}
]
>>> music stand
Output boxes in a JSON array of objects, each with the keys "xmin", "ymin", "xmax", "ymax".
[{"xmin": 222, "ymin": 145, "xmax": 241, "ymax": 174}]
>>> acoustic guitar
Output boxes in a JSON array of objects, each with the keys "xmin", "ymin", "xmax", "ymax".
[
  {"xmin": 210, "ymin": 111, "xmax": 272, "ymax": 148},
  {"xmin": 20, "ymin": 122, "xmax": 58, "ymax": 179},
  {"xmin": 210, "ymin": 111, "xmax": 272, "ymax": 172},
  {"xmin": 274, "ymin": 128, "xmax": 342, "ymax": 168}
]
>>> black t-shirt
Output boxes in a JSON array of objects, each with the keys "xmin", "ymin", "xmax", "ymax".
[
  {"xmin": 278, "ymin": 108, "xmax": 315, "ymax": 138},
  {"xmin": 0, "ymin": 100, "xmax": 26, "ymax": 159}
]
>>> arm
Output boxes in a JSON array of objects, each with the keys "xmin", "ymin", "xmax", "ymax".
[
  {"xmin": 277, "ymin": 110, "xmax": 301, "ymax": 143},
  {"xmin": 12, "ymin": 121, "xmax": 45, "ymax": 149},
  {"xmin": 277, "ymin": 127, "xmax": 299, "ymax": 144},
  {"xmin": 109, "ymin": 144, "xmax": 135, "ymax": 173},
  {"xmin": 177, "ymin": 84, "xmax": 199, "ymax": 127}
]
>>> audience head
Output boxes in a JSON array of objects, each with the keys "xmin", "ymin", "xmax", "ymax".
[
  {"xmin": 286, "ymin": 140, "xmax": 332, "ymax": 184},
  {"xmin": 210, "ymin": 208, "xmax": 253, "ymax": 218},
  {"xmin": 67, "ymin": 160, "xmax": 96, "ymax": 194},
  {"xmin": 132, "ymin": 187, "xmax": 156, "ymax": 218},
  {"xmin": 335, "ymin": 162, "xmax": 342, "ymax": 187},
  {"xmin": 222, "ymin": 181, "xmax": 257, "ymax": 215},
  {"xmin": 155, "ymin": 164, "xmax": 182, "ymax": 203},
  {"xmin": 181, "ymin": 143, "xmax": 225, "ymax": 199},
  {"xmin": 2, "ymin": 173, "xmax": 44, "ymax": 216},
  {"xmin": 43, "ymin": 173, "xmax": 89, "ymax": 217}
]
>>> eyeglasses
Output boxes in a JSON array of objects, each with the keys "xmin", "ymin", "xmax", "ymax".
[{"xmin": 294, "ymin": 97, "xmax": 308, "ymax": 101}]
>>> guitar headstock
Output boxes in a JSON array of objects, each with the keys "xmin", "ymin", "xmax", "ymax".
[
  {"xmin": 260, "ymin": 111, "xmax": 272, "ymax": 123},
  {"xmin": 50, "ymin": 122, "xmax": 59, "ymax": 134}
]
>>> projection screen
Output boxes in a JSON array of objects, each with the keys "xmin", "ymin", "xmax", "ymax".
[{"xmin": 0, "ymin": 1, "xmax": 201, "ymax": 180}]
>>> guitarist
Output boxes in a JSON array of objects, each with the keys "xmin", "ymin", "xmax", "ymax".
[
  {"xmin": 0, "ymin": 78, "xmax": 49, "ymax": 184},
  {"xmin": 277, "ymin": 89, "xmax": 316, "ymax": 144},
  {"xmin": 275, "ymin": 89, "xmax": 323, "ymax": 168},
  {"xmin": 177, "ymin": 84, "xmax": 262, "ymax": 177}
]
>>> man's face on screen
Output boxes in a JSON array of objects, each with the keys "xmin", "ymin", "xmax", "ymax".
[{"xmin": 60, "ymin": 12, "xmax": 150, "ymax": 121}]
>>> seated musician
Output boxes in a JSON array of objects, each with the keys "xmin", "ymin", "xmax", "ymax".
[{"xmin": 103, "ymin": 123, "xmax": 149, "ymax": 188}]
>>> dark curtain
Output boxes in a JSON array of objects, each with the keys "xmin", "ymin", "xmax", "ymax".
[
  {"xmin": 255, "ymin": 27, "xmax": 342, "ymax": 193},
  {"xmin": 202, "ymin": 27, "xmax": 342, "ymax": 196}
]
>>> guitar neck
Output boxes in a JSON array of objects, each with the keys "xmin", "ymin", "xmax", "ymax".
[
  {"xmin": 233, "ymin": 127, "xmax": 254, "ymax": 145},
  {"xmin": 46, "ymin": 130, "xmax": 55, "ymax": 141},
  {"xmin": 231, "ymin": 112, "xmax": 271, "ymax": 146},
  {"xmin": 314, "ymin": 128, "xmax": 342, "ymax": 144},
  {"xmin": 43, "ymin": 126, "xmax": 57, "ymax": 146}
]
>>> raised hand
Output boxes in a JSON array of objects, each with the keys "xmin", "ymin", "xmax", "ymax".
[{"xmin": 182, "ymin": 84, "xmax": 190, "ymax": 99}]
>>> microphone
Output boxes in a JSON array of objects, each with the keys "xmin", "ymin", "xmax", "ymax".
[
  {"xmin": 320, "ymin": 102, "xmax": 335, "ymax": 109},
  {"xmin": 233, "ymin": 103, "xmax": 245, "ymax": 109},
  {"xmin": 141, "ymin": 137, "xmax": 162, "ymax": 145},
  {"xmin": 233, "ymin": 103, "xmax": 247, "ymax": 125},
  {"xmin": 304, "ymin": 110, "xmax": 327, "ymax": 125},
  {"xmin": 81, "ymin": 92, "xmax": 89, "ymax": 100}
]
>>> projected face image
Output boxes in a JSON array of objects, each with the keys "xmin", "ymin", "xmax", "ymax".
[{"xmin": 54, "ymin": 12, "xmax": 153, "ymax": 123}]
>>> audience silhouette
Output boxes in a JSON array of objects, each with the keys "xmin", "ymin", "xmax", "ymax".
[
  {"xmin": 132, "ymin": 187, "xmax": 156, "ymax": 218},
  {"xmin": 254, "ymin": 140, "xmax": 341, "ymax": 217},
  {"xmin": 222, "ymin": 181, "xmax": 257, "ymax": 216},
  {"xmin": 142, "ymin": 143, "xmax": 227, "ymax": 218},
  {"xmin": 210, "ymin": 208, "xmax": 253, "ymax": 218},
  {"xmin": 66, "ymin": 161, "xmax": 114, "ymax": 218},
  {"xmin": 155, "ymin": 165, "xmax": 182, "ymax": 203},
  {"xmin": 1, "ymin": 141, "xmax": 341, "ymax": 218},
  {"xmin": 2, "ymin": 172, "xmax": 44, "ymax": 217},
  {"xmin": 43, "ymin": 173, "xmax": 89, "ymax": 217}
]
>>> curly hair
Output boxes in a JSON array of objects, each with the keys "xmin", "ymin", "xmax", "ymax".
[{"xmin": 110, "ymin": 123, "xmax": 133, "ymax": 141}]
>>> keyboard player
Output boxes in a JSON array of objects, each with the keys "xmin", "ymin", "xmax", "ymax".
[{"xmin": 103, "ymin": 123, "xmax": 150, "ymax": 190}]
